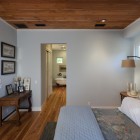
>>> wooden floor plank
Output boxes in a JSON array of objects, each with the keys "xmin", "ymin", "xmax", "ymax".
[{"xmin": 0, "ymin": 86, "xmax": 66, "ymax": 140}]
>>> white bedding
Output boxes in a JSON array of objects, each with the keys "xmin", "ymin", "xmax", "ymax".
[
  {"xmin": 54, "ymin": 106, "xmax": 104, "ymax": 140},
  {"xmin": 118, "ymin": 97, "xmax": 140, "ymax": 127}
]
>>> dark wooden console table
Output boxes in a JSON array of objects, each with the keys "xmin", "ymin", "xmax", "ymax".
[{"xmin": 0, "ymin": 90, "xmax": 32, "ymax": 126}]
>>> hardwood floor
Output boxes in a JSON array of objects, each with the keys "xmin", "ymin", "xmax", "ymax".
[{"xmin": 0, "ymin": 86, "xmax": 66, "ymax": 140}]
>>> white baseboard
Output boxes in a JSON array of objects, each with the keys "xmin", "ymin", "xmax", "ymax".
[
  {"xmin": 19, "ymin": 107, "xmax": 41, "ymax": 111},
  {"xmin": 91, "ymin": 106, "xmax": 119, "ymax": 109},
  {"xmin": 32, "ymin": 107, "xmax": 41, "ymax": 111},
  {"xmin": 19, "ymin": 109, "xmax": 28, "ymax": 111}
]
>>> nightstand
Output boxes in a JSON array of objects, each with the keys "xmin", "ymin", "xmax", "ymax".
[
  {"xmin": 120, "ymin": 91, "xmax": 139, "ymax": 102},
  {"xmin": 120, "ymin": 91, "xmax": 129, "ymax": 102}
]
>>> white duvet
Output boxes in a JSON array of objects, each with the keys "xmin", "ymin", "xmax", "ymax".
[{"xmin": 118, "ymin": 97, "xmax": 140, "ymax": 127}]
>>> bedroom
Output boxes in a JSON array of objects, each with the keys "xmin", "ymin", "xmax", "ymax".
[{"xmin": 0, "ymin": 0, "xmax": 140, "ymax": 139}]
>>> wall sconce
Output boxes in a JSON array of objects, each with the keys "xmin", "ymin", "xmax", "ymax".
[{"xmin": 121, "ymin": 56, "xmax": 140, "ymax": 68}]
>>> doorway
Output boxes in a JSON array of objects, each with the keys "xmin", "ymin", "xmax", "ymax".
[{"xmin": 41, "ymin": 43, "xmax": 67, "ymax": 105}]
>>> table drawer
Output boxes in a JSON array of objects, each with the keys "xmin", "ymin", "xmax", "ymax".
[{"xmin": 0, "ymin": 100, "xmax": 18, "ymax": 106}]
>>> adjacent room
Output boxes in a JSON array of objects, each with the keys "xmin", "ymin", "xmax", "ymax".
[{"xmin": 0, "ymin": 0, "xmax": 140, "ymax": 140}]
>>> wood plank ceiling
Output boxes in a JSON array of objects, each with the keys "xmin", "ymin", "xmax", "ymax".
[{"xmin": 0, "ymin": 0, "xmax": 140, "ymax": 29}]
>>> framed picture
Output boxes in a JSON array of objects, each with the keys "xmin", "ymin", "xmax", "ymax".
[
  {"xmin": 18, "ymin": 86, "xmax": 24, "ymax": 93},
  {"xmin": 6, "ymin": 84, "xmax": 13, "ymax": 95},
  {"xmin": 1, "ymin": 60, "xmax": 15, "ymax": 75},
  {"xmin": 59, "ymin": 65, "xmax": 66, "ymax": 72},
  {"xmin": 1, "ymin": 42, "xmax": 15, "ymax": 58},
  {"xmin": 23, "ymin": 78, "xmax": 31, "ymax": 90}
]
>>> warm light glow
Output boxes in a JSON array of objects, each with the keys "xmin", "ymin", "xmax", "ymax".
[
  {"xmin": 101, "ymin": 19, "xmax": 106, "ymax": 22},
  {"xmin": 121, "ymin": 59, "xmax": 135, "ymax": 67}
]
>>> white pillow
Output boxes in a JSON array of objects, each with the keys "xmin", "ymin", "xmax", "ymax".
[{"xmin": 118, "ymin": 97, "xmax": 140, "ymax": 127}]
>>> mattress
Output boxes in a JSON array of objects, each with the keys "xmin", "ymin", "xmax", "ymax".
[{"xmin": 54, "ymin": 106, "xmax": 104, "ymax": 140}]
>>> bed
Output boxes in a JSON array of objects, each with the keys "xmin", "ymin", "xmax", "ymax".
[
  {"xmin": 54, "ymin": 97, "xmax": 140, "ymax": 140},
  {"xmin": 93, "ymin": 108, "xmax": 140, "ymax": 140}
]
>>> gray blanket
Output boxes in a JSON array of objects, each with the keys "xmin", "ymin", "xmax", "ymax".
[{"xmin": 93, "ymin": 108, "xmax": 140, "ymax": 140}]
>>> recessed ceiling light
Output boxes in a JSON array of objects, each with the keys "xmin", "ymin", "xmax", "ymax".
[{"xmin": 101, "ymin": 19, "xmax": 106, "ymax": 23}]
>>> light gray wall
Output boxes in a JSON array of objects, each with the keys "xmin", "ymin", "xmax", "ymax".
[
  {"xmin": 124, "ymin": 19, "xmax": 140, "ymax": 93},
  {"xmin": 67, "ymin": 31, "xmax": 134, "ymax": 107},
  {"xmin": 0, "ymin": 19, "xmax": 17, "ymax": 118},
  {"xmin": 52, "ymin": 50, "xmax": 66, "ymax": 85},
  {"xmin": 134, "ymin": 61, "xmax": 140, "ymax": 91},
  {"xmin": 132, "ymin": 34, "xmax": 140, "ymax": 91},
  {"xmin": 124, "ymin": 18, "xmax": 140, "ymax": 38},
  {"xmin": 17, "ymin": 29, "xmax": 134, "ymax": 108}
]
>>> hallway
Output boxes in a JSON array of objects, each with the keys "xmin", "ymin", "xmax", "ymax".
[{"xmin": 23, "ymin": 86, "xmax": 66, "ymax": 140}]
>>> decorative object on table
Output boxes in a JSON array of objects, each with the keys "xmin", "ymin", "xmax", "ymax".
[
  {"xmin": 13, "ymin": 77, "xmax": 18, "ymax": 92},
  {"xmin": 23, "ymin": 77, "xmax": 31, "ymax": 91},
  {"xmin": 6, "ymin": 84, "xmax": 14, "ymax": 95},
  {"xmin": 18, "ymin": 77, "xmax": 22, "ymax": 86},
  {"xmin": 127, "ymin": 82, "xmax": 130, "ymax": 92},
  {"xmin": 1, "ymin": 42, "xmax": 15, "ymax": 58},
  {"xmin": 127, "ymin": 82, "xmax": 138, "ymax": 97},
  {"xmin": 127, "ymin": 92, "xmax": 139, "ymax": 97},
  {"xmin": 18, "ymin": 86, "xmax": 24, "ymax": 93},
  {"xmin": 1, "ymin": 60, "xmax": 15, "ymax": 75}
]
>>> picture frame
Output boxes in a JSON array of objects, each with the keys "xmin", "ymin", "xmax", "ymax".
[
  {"xmin": 18, "ymin": 86, "xmax": 24, "ymax": 93},
  {"xmin": 1, "ymin": 42, "xmax": 15, "ymax": 58},
  {"xmin": 23, "ymin": 78, "xmax": 31, "ymax": 91},
  {"xmin": 6, "ymin": 84, "xmax": 13, "ymax": 95},
  {"xmin": 1, "ymin": 60, "xmax": 15, "ymax": 75},
  {"xmin": 59, "ymin": 65, "xmax": 66, "ymax": 72}
]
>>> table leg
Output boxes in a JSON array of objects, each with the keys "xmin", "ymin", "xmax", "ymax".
[
  {"xmin": 121, "ymin": 95, "xmax": 124, "ymax": 102},
  {"xmin": 0, "ymin": 106, "xmax": 2, "ymax": 126},
  {"xmin": 16, "ymin": 106, "xmax": 21, "ymax": 125},
  {"xmin": 28, "ymin": 96, "xmax": 32, "ymax": 112},
  {"xmin": 121, "ymin": 95, "xmax": 122, "ymax": 102}
]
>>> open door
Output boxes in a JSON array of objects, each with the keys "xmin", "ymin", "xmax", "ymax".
[
  {"xmin": 46, "ymin": 48, "xmax": 52, "ymax": 97},
  {"xmin": 41, "ymin": 44, "xmax": 52, "ymax": 105}
]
